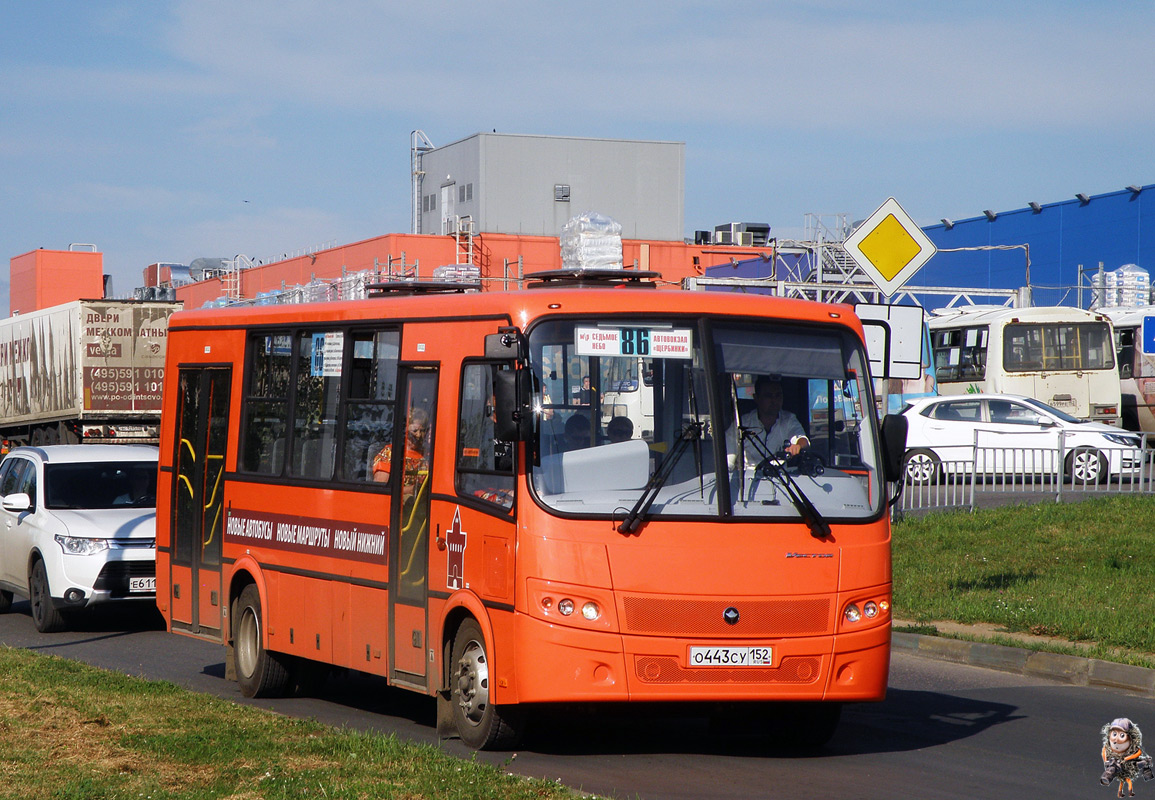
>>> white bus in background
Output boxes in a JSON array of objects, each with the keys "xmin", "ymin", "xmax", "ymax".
[
  {"xmin": 928, "ymin": 305, "xmax": 1121, "ymax": 425},
  {"xmin": 1101, "ymin": 307, "xmax": 1155, "ymax": 432},
  {"xmin": 599, "ymin": 356, "xmax": 654, "ymax": 439}
]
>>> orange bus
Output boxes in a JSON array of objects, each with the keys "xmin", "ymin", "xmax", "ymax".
[{"xmin": 155, "ymin": 272, "xmax": 907, "ymax": 749}]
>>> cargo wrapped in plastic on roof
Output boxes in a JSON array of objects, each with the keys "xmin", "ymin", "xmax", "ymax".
[
  {"xmin": 560, "ymin": 211, "xmax": 623, "ymax": 271},
  {"xmin": 432, "ymin": 264, "xmax": 482, "ymax": 282}
]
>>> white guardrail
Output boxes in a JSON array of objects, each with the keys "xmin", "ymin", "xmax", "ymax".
[{"xmin": 896, "ymin": 429, "xmax": 1153, "ymax": 515}]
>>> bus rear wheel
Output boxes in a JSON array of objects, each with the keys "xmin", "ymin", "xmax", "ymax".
[
  {"xmin": 450, "ymin": 618, "xmax": 523, "ymax": 749},
  {"xmin": 234, "ymin": 584, "xmax": 291, "ymax": 698}
]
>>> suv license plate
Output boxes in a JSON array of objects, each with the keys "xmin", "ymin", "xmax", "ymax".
[
  {"xmin": 129, "ymin": 577, "xmax": 156, "ymax": 593},
  {"xmin": 688, "ymin": 646, "xmax": 773, "ymax": 667}
]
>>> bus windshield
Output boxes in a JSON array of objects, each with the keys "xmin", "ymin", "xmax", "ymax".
[{"xmin": 527, "ymin": 318, "xmax": 885, "ymax": 523}]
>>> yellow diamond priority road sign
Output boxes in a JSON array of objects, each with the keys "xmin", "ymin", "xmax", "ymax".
[{"xmin": 843, "ymin": 197, "xmax": 936, "ymax": 296}]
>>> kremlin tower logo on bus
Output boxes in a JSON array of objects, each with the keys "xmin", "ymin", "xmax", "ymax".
[{"xmin": 446, "ymin": 507, "xmax": 468, "ymax": 589}]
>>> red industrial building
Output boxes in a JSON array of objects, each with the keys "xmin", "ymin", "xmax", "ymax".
[
  {"xmin": 161, "ymin": 232, "xmax": 751, "ymax": 309},
  {"xmin": 9, "ymin": 246, "xmax": 106, "ymax": 315}
]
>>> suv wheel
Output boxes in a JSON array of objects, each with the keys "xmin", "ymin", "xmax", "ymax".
[{"xmin": 30, "ymin": 560, "xmax": 66, "ymax": 633}]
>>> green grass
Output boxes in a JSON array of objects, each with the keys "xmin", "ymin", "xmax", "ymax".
[
  {"xmin": 0, "ymin": 646, "xmax": 599, "ymax": 800},
  {"xmin": 4, "ymin": 496, "xmax": 1152, "ymax": 797},
  {"xmin": 893, "ymin": 494, "xmax": 1155, "ymax": 666}
]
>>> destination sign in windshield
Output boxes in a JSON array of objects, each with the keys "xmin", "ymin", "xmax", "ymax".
[{"xmin": 574, "ymin": 326, "xmax": 693, "ymax": 358}]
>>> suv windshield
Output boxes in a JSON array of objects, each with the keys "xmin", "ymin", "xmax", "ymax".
[
  {"xmin": 44, "ymin": 462, "xmax": 158, "ymax": 509},
  {"xmin": 527, "ymin": 318, "xmax": 884, "ymax": 523}
]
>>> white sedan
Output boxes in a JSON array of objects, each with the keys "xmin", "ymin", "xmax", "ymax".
[{"xmin": 901, "ymin": 394, "xmax": 1142, "ymax": 485}]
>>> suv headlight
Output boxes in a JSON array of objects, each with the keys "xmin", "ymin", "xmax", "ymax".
[{"xmin": 54, "ymin": 535, "xmax": 111, "ymax": 556}]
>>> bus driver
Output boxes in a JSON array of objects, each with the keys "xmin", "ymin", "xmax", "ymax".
[{"xmin": 730, "ymin": 376, "xmax": 809, "ymax": 468}]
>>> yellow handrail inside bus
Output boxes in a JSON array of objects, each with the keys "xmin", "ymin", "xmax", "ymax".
[
  {"xmin": 201, "ymin": 454, "xmax": 225, "ymax": 547},
  {"xmin": 399, "ymin": 473, "xmax": 430, "ymax": 589}
]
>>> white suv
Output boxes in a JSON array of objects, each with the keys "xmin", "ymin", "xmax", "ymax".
[{"xmin": 0, "ymin": 445, "xmax": 158, "ymax": 632}]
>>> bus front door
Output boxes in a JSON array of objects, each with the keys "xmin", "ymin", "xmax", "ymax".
[
  {"xmin": 170, "ymin": 367, "xmax": 231, "ymax": 638},
  {"xmin": 389, "ymin": 368, "xmax": 436, "ymax": 689}
]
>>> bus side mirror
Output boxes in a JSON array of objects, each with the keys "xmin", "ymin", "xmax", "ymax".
[
  {"xmin": 485, "ymin": 329, "xmax": 524, "ymax": 359},
  {"xmin": 494, "ymin": 369, "xmax": 533, "ymax": 442},
  {"xmin": 880, "ymin": 414, "xmax": 908, "ymax": 483}
]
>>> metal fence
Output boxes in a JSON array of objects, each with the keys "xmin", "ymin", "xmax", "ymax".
[{"xmin": 896, "ymin": 430, "xmax": 1153, "ymax": 515}]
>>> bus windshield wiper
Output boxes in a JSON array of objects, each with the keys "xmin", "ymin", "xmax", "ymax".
[
  {"xmin": 617, "ymin": 421, "xmax": 703, "ymax": 535},
  {"xmin": 740, "ymin": 430, "xmax": 831, "ymax": 540}
]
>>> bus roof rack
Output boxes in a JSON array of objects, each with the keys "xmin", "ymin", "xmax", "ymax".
[
  {"xmin": 366, "ymin": 280, "xmax": 482, "ymax": 295},
  {"xmin": 524, "ymin": 269, "xmax": 662, "ymax": 289}
]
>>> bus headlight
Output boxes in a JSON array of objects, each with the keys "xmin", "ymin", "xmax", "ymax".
[
  {"xmin": 526, "ymin": 578, "xmax": 617, "ymax": 631},
  {"xmin": 843, "ymin": 596, "xmax": 890, "ymax": 626}
]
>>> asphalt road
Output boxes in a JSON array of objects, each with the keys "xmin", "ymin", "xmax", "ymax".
[{"xmin": 2, "ymin": 599, "xmax": 1151, "ymax": 800}]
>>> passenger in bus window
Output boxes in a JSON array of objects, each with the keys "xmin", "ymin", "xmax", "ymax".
[
  {"xmin": 572, "ymin": 375, "xmax": 598, "ymax": 406},
  {"xmin": 606, "ymin": 415, "xmax": 634, "ymax": 443},
  {"xmin": 731, "ymin": 376, "xmax": 809, "ymax": 466},
  {"xmin": 373, "ymin": 408, "xmax": 430, "ymax": 502},
  {"xmin": 564, "ymin": 413, "xmax": 593, "ymax": 450}
]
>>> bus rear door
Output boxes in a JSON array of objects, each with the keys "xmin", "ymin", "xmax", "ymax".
[{"xmin": 389, "ymin": 368, "xmax": 437, "ymax": 689}]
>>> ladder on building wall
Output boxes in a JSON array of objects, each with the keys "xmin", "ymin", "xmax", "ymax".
[
  {"xmin": 222, "ymin": 254, "xmax": 255, "ymax": 302},
  {"xmin": 455, "ymin": 215, "xmax": 475, "ymax": 266}
]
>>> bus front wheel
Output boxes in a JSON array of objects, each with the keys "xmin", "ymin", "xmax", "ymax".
[
  {"xmin": 234, "ymin": 584, "xmax": 291, "ymax": 698},
  {"xmin": 450, "ymin": 618, "xmax": 523, "ymax": 749}
]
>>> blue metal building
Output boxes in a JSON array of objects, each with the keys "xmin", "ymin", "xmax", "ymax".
[
  {"xmin": 704, "ymin": 184, "xmax": 1155, "ymax": 310},
  {"xmin": 913, "ymin": 183, "xmax": 1154, "ymax": 308}
]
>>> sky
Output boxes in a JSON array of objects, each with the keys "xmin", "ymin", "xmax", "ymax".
[{"xmin": 2, "ymin": 1, "xmax": 1153, "ymax": 313}]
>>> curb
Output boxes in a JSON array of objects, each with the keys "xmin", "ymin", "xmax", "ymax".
[{"xmin": 892, "ymin": 631, "xmax": 1155, "ymax": 696}]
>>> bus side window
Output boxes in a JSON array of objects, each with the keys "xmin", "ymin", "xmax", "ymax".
[
  {"xmin": 935, "ymin": 346, "xmax": 960, "ymax": 381},
  {"xmin": 456, "ymin": 362, "xmax": 514, "ymax": 509},
  {"xmin": 341, "ymin": 330, "xmax": 399, "ymax": 482},
  {"xmin": 290, "ymin": 331, "xmax": 341, "ymax": 480},
  {"xmin": 1118, "ymin": 328, "xmax": 1135, "ymax": 379},
  {"xmin": 240, "ymin": 333, "xmax": 292, "ymax": 475}
]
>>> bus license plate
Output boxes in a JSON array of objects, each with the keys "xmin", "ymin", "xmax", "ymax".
[
  {"xmin": 689, "ymin": 646, "xmax": 773, "ymax": 667},
  {"xmin": 129, "ymin": 577, "xmax": 156, "ymax": 593}
]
